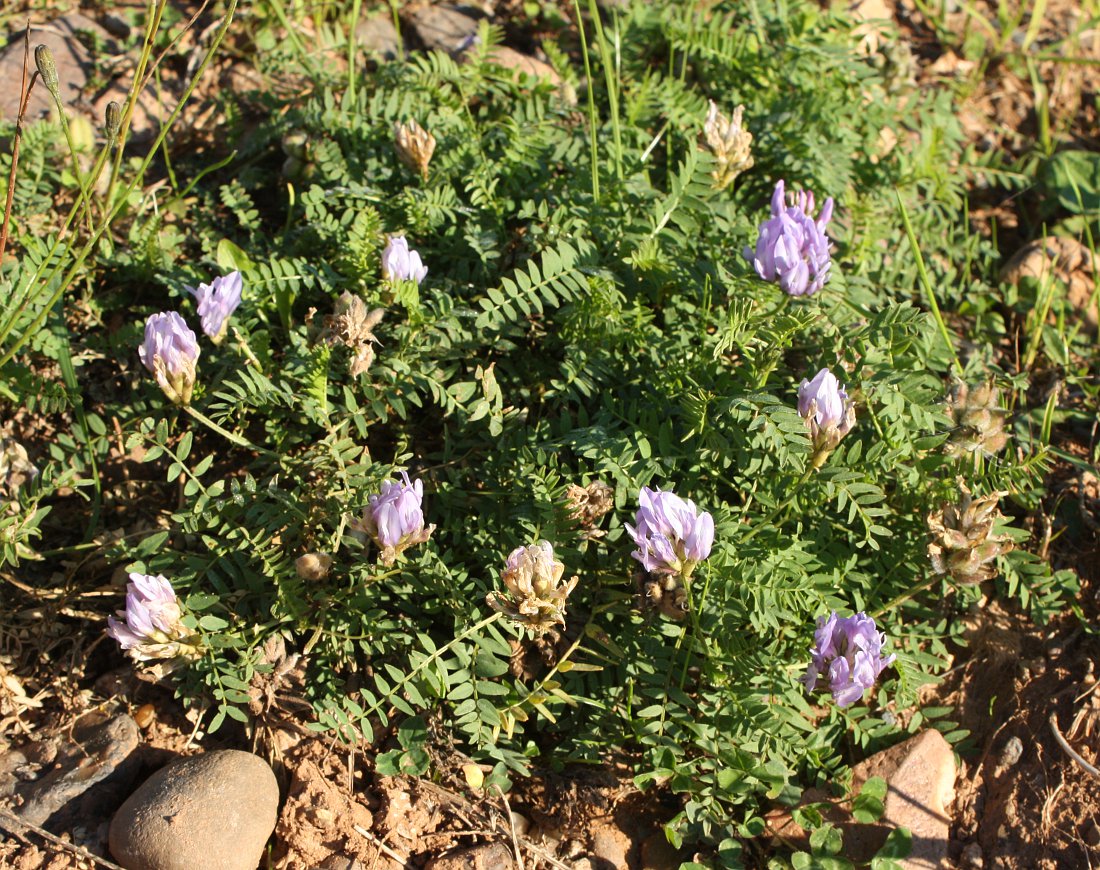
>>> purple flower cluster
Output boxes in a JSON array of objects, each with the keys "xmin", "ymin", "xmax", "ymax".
[
  {"xmin": 188, "ymin": 270, "xmax": 243, "ymax": 344},
  {"xmin": 139, "ymin": 270, "xmax": 244, "ymax": 403},
  {"xmin": 745, "ymin": 180, "xmax": 834, "ymax": 297},
  {"xmin": 382, "ymin": 236, "xmax": 428, "ymax": 285},
  {"xmin": 107, "ymin": 573, "xmax": 201, "ymax": 664},
  {"xmin": 626, "ymin": 486, "xmax": 714, "ymax": 577},
  {"xmin": 801, "ymin": 611, "xmax": 895, "ymax": 707},
  {"xmin": 355, "ymin": 471, "xmax": 435, "ymax": 565},
  {"xmin": 139, "ymin": 312, "xmax": 200, "ymax": 406}
]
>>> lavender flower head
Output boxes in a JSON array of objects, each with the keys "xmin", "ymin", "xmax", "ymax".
[
  {"xmin": 487, "ymin": 541, "xmax": 578, "ymax": 634},
  {"xmin": 107, "ymin": 573, "xmax": 202, "ymax": 665},
  {"xmin": 626, "ymin": 487, "xmax": 715, "ymax": 577},
  {"xmin": 139, "ymin": 312, "xmax": 200, "ymax": 406},
  {"xmin": 744, "ymin": 179, "xmax": 834, "ymax": 297},
  {"xmin": 801, "ymin": 611, "xmax": 895, "ymax": 707},
  {"xmin": 353, "ymin": 471, "xmax": 435, "ymax": 565},
  {"xmin": 188, "ymin": 270, "xmax": 243, "ymax": 343},
  {"xmin": 798, "ymin": 368, "xmax": 856, "ymax": 465},
  {"xmin": 382, "ymin": 236, "xmax": 428, "ymax": 285}
]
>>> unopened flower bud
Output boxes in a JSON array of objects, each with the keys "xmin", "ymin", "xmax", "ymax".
[
  {"xmin": 34, "ymin": 45, "xmax": 59, "ymax": 96},
  {"xmin": 296, "ymin": 552, "xmax": 333, "ymax": 581},
  {"xmin": 394, "ymin": 119, "xmax": 436, "ymax": 180},
  {"xmin": 282, "ymin": 130, "xmax": 309, "ymax": 160},
  {"xmin": 105, "ymin": 100, "xmax": 121, "ymax": 145}
]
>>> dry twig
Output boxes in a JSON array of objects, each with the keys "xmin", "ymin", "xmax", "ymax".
[
  {"xmin": 493, "ymin": 783, "xmax": 526, "ymax": 870},
  {"xmin": 353, "ymin": 822, "xmax": 409, "ymax": 867},
  {"xmin": 0, "ymin": 807, "xmax": 125, "ymax": 869},
  {"xmin": 0, "ymin": 24, "xmax": 40, "ymax": 264},
  {"xmin": 1049, "ymin": 711, "xmax": 1100, "ymax": 779}
]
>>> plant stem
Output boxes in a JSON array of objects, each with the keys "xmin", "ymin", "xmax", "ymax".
[
  {"xmin": 737, "ymin": 464, "xmax": 815, "ymax": 544},
  {"xmin": 573, "ymin": 0, "xmax": 600, "ymax": 202},
  {"xmin": 895, "ymin": 189, "xmax": 962, "ymax": 375},
  {"xmin": 183, "ymin": 405, "xmax": 276, "ymax": 457},
  {"xmin": 360, "ymin": 611, "xmax": 506, "ymax": 722},
  {"xmin": 872, "ymin": 573, "xmax": 941, "ymax": 618}
]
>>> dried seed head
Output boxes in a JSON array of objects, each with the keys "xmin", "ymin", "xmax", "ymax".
[
  {"xmin": 323, "ymin": 292, "xmax": 384, "ymax": 377},
  {"xmin": 701, "ymin": 102, "xmax": 754, "ymax": 191},
  {"xmin": 927, "ymin": 483, "xmax": 1014, "ymax": 585},
  {"xmin": 394, "ymin": 119, "xmax": 436, "ymax": 181},
  {"xmin": 564, "ymin": 481, "xmax": 615, "ymax": 529},
  {"xmin": 944, "ymin": 379, "xmax": 1009, "ymax": 461},
  {"xmin": 295, "ymin": 552, "xmax": 333, "ymax": 581},
  {"xmin": 34, "ymin": 45, "xmax": 59, "ymax": 96}
]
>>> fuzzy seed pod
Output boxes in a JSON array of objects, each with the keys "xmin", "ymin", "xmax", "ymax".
[
  {"xmin": 323, "ymin": 291, "xmax": 384, "ymax": 377},
  {"xmin": 944, "ymin": 380, "xmax": 1009, "ymax": 461},
  {"xmin": 0, "ymin": 438, "xmax": 38, "ymax": 500},
  {"xmin": 295, "ymin": 552, "xmax": 333, "ymax": 581},
  {"xmin": 927, "ymin": 484, "xmax": 1014, "ymax": 585},
  {"xmin": 487, "ymin": 542, "xmax": 578, "ymax": 635}
]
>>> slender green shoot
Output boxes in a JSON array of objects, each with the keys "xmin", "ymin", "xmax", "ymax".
[
  {"xmin": 572, "ymin": 0, "xmax": 600, "ymax": 202},
  {"xmin": 896, "ymin": 190, "xmax": 962, "ymax": 375}
]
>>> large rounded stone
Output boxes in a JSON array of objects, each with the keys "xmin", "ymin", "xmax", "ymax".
[{"xmin": 109, "ymin": 750, "xmax": 279, "ymax": 870}]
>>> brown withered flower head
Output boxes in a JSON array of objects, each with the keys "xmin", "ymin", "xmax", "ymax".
[
  {"xmin": 323, "ymin": 291, "xmax": 385, "ymax": 377},
  {"xmin": 487, "ymin": 542, "xmax": 579, "ymax": 635},
  {"xmin": 701, "ymin": 101, "xmax": 754, "ymax": 191},
  {"xmin": 394, "ymin": 119, "xmax": 437, "ymax": 180},
  {"xmin": 0, "ymin": 437, "xmax": 38, "ymax": 501},
  {"xmin": 927, "ymin": 483, "xmax": 1014, "ymax": 585},
  {"xmin": 944, "ymin": 380, "xmax": 1009, "ymax": 461},
  {"xmin": 564, "ymin": 481, "xmax": 615, "ymax": 531}
]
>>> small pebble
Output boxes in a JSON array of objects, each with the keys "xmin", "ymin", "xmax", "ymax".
[
  {"xmin": 509, "ymin": 811, "xmax": 530, "ymax": 837},
  {"xmin": 133, "ymin": 704, "xmax": 156, "ymax": 729},
  {"xmin": 1084, "ymin": 820, "xmax": 1100, "ymax": 847},
  {"xmin": 962, "ymin": 841, "xmax": 984, "ymax": 868},
  {"xmin": 996, "ymin": 735, "xmax": 1023, "ymax": 772}
]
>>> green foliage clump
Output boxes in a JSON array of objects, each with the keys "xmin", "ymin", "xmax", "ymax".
[{"xmin": 0, "ymin": 0, "xmax": 1089, "ymax": 862}]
